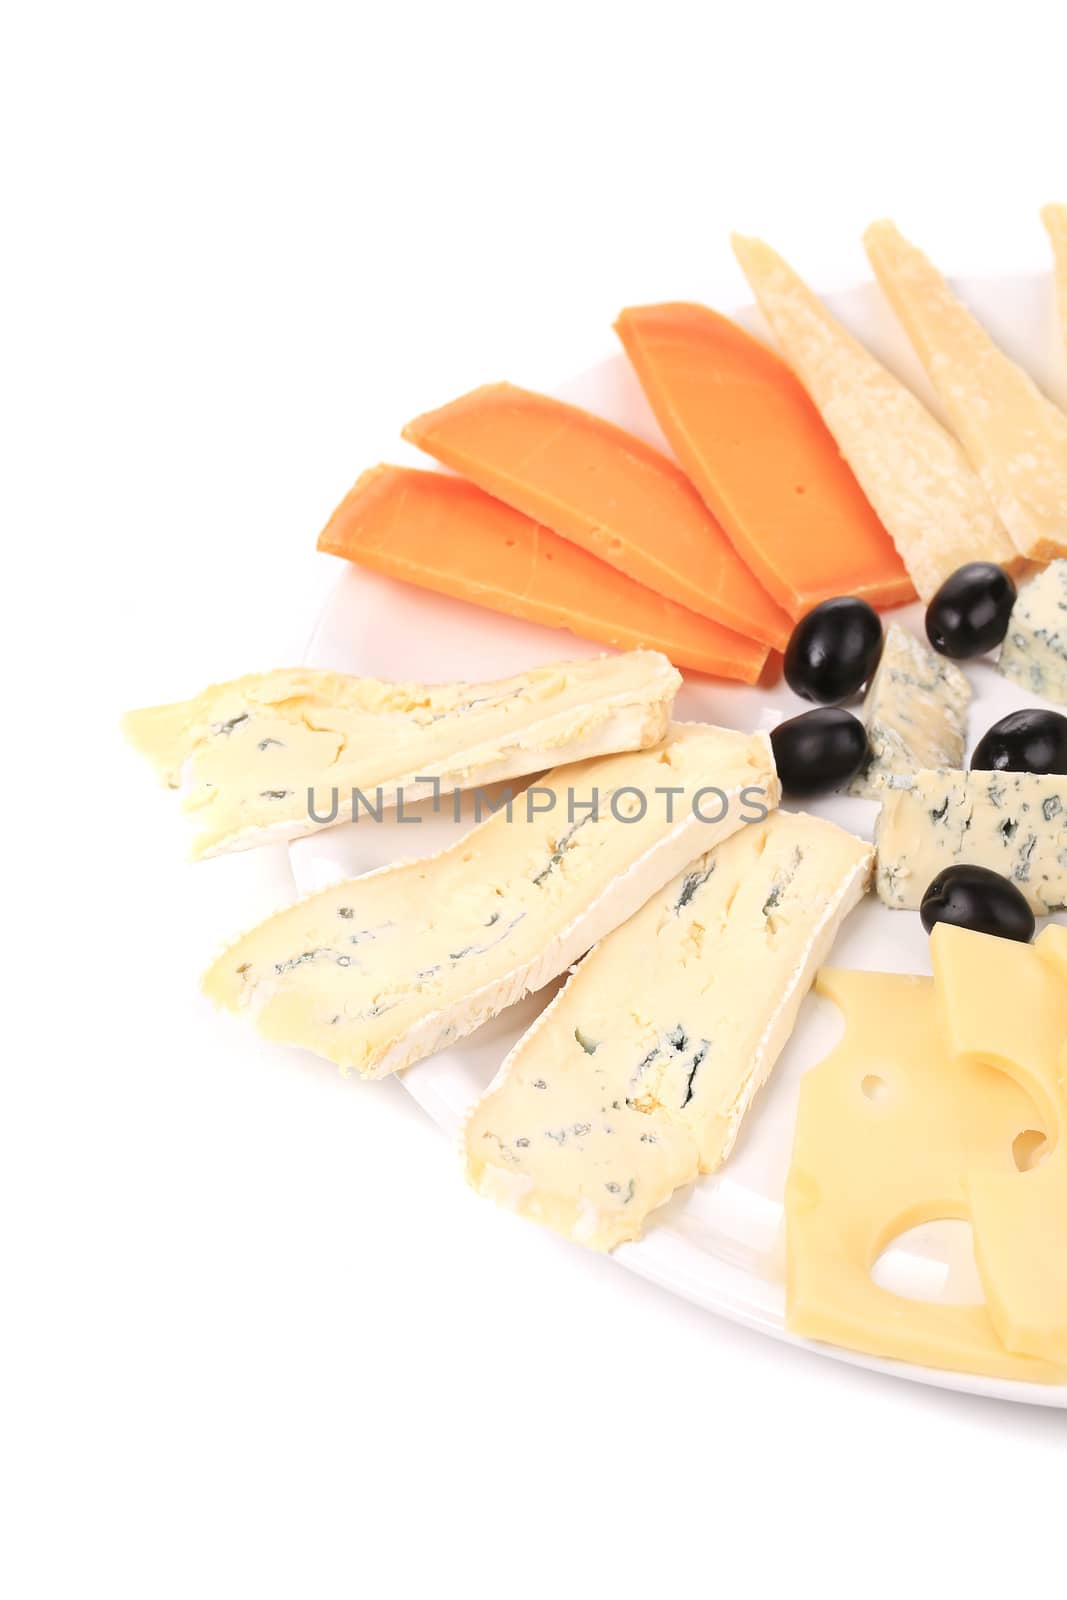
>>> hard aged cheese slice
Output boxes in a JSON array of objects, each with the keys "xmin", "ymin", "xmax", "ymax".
[
  {"xmin": 864, "ymin": 220, "xmax": 1067, "ymax": 563},
  {"xmin": 318, "ymin": 467, "xmax": 769, "ymax": 684},
  {"xmin": 123, "ymin": 652, "xmax": 681, "ymax": 859},
  {"xmin": 1042, "ymin": 204, "xmax": 1067, "ymax": 359},
  {"xmin": 614, "ymin": 302, "xmax": 914, "ymax": 619},
  {"xmin": 402, "ymin": 384, "xmax": 791, "ymax": 650},
  {"xmin": 932, "ymin": 923, "xmax": 1067, "ymax": 1363},
  {"xmin": 731, "ymin": 235, "xmax": 1022, "ymax": 601},
  {"xmin": 203, "ymin": 726, "xmax": 779, "ymax": 1078},
  {"xmin": 997, "ymin": 559, "xmax": 1067, "ymax": 706},
  {"xmin": 849, "ymin": 623, "xmax": 970, "ymax": 797},
  {"xmin": 785, "ymin": 969, "xmax": 1064, "ymax": 1382},
  {"xmin": 462, "ymin": 811, "xmax": 871, "ymax": 1250},
  {"xmin": 874, "ymin": 767, "xmax": 1067, "ymax": 914}
]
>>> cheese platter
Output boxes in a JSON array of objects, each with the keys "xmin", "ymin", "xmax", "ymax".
[{"xmin": 127, "ymin": 233, "xmax": 1067, "ymax": 1405}]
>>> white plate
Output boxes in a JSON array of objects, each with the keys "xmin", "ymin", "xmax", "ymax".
[{"xmin": 297, "ymin": 271, "xmax": 1067, "ymax": 1407}]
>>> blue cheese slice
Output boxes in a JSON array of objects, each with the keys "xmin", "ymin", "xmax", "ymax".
[
  {"xmin": 875, "ymin": 767, "xmax": 1067, "ymax": 913},
  {"xmin": 124, "ymin": 651, "xmax": 681, "ymax": 858},
  {"xmin": 864, "ymin": 220, "xmax": 1067, "ymax": 564},
  {"xmin": 850, "ymin": 623, "xmax": 970, "ymax": 797},
  {"xmin": 462, "ymin": 812, "xmax": 872, "ymax": 1250},
  {"xmin": 203, "ymin": 725, "xmax": 779, "ymax": 1077},
  {"xmin": 997, "ymin": 560, "xmax": 1067, "ymax": 706},
  {"xmin": 732, "ymin": 235, "xmax": 1021, "ymax": 600}
]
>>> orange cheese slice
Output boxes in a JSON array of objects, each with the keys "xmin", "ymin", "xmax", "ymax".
[
  {"xmin": 317, "ymin": 465, "xmax": 769, "ymax": 683},
  {"xmin": 615, "ymin": 302, "xmax": 915, "ymax": 618},
  {"xmin": 402, "ymin": 382, "xmax": 790, "ymax": 650}
]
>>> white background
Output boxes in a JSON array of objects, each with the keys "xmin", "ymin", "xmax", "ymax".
[{"xmin": 4, "ymin": 3, "xmax": 1066, "ymax": 1596}]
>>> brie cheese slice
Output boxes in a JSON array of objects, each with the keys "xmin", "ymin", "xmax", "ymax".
[
  {"xmin": 203, "ymin": 725, "xmax": 779, "ymax": 1078},
  {"xmin": 463, "ymin": 811, "xmax": 872, "ymax": 1250},
  {"xmin": 125, "ymin": 651, "xmax": 682, "ymax": 858}
]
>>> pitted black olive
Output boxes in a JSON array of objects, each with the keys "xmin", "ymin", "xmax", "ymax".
[
  {"xmin": 971, "ymin": 708, "xmax": 1067, "ymax": 776},
  {"xmin": 925, "ymin": 563, "xmax": 1016, "ymax": 659},
  {"xmin": 920, "ymin": 865, "xmax": 1035, "ymax": 943},
  {"xmin": 784, "ymin": 597, "xmax": 884, "ymax": 704},
  {"xmin": 770, "ymin": 708, "xmax": 869, "ymax": 798}
]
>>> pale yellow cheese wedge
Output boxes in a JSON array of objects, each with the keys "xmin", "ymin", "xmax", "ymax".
[
  {"xmin": 932, "ymin": 923, "xmax": 1067, "ymax": 1365},
  {"xmin": 786, "ymin": 968, "xmax": 1064, "ymax": 1383},
  {"xmin": 864, "ymin": 219, "xmax": 1067, "ymax": 563},
  {"xmin": 1042, "ymin": 204, "xmax": 1067, "ymax": 359},
  {"xmin": 732, "ymin": 235, "xmax": 1021, "ymax": 600}
]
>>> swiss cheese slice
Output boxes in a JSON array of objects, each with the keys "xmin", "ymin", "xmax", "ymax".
[
  {"xmin": 731, "ymin": 235, "xmax": 1022, "ymax": 600},
  {"xmin": 1037, "ymin": 921, "xmax": 1067, "ymax": 988},
  {"xmin": 203, "ymin": 725, "xmax": 779, "ymax": 1078},
  {"xmin": 124, "ymin": 652, "xmax": 681, "ymax": 859},
  {"xmin": 463, "ymin": 811, "xmax": 871, "ymax": 1250},
  {"xmin": 864, "ymin": 220, "xmax": 1067, "ymax": 563},
  {"xmin": 931, "ymin": 923, "xmax": 1067, "ymax": 1364},
  {"xmin": 786, "ymin": 969, "xmax": 1064, "ymax": 1383},
  {"xmin": 1042, "ymin": 204, "xmax": 1067, "ymax": 359}
]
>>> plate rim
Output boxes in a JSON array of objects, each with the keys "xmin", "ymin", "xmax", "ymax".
[{"xmin": 297, "ymin": 266, "xmax": 1067, "ymax": 1409}]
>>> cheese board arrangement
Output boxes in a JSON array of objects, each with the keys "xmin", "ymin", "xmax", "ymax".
[{"xmin": 127, "ymin": 217, "xmax": 1067, "ymax": 1406}]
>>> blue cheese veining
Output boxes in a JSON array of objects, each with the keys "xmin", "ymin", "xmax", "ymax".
[
  {"xmin": 462, "ymin": 812, "xmax": 872, "ymax": 1250},
  {"xmin": 202, "ymin": 725, "xmax": 779, "ymax": 1077},
  {"xmin": 124, "ymin": 651, "xmax": 681, "ymax": 858},
  {"xmin": 875, "ymin": 767, "xmax": 1067, "ymax": 913},
  {"xmin": 850, "ymin": 623, "xmax": 971, "ymax": 797},
  {"xmin": 997, "ymin": 561, "xmax": 1067, "ymax": 707}
]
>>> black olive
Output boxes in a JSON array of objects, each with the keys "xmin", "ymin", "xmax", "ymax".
[
  {"xmin": 770, "ymin": 708, "xmax": 869, "ymax": 798},
  {"xmin": 925, "ymin": 562, "xmax": 1017, "ymax": 659},
  {"xmin": 920, "ymin": 865, "xmax": 1035, "ymax": 943},
  {"xmin": 971, "ymin": 708, "xmax": 1067, "ymax": 776},
  {"xmin": 784, "ymin": 597, "xmax": 884, "ymax": 704}
]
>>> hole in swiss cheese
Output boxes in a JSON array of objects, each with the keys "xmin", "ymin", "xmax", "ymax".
[
  {"xmin": 872, "ymin": 1220, "xmax": 984, "ymax": 1306},
  {"xmin": 1012, "ymin": 1129, "xmax": 1048, "ymax": 1172}
]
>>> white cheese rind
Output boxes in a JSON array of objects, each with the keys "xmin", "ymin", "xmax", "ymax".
[
  {"xmin": 864, "ymin": 220, "xmax": 1067, "ymax": 564},
  {"xmin": 124, "ymin": 651, "xmax": 682, "ymax": 858},
  {"xmin": 732, "ymin": 235, "xmax": 1020, "ymax": 600},
  {"xmin": 875, "ymin": 767, "xmax": 1067, "ymax": 913},
  {"xmin": 850, "ymin": 623, "xmax": 971, "ymax": 797},
  {"xmin": 997, "ymin": 560, "xmax": 1067, "ymax": 706},
  {"xmin": 462, "ymin": 812, "xmax": 872, "ymax": 1251},
  {"xmin": 202, "ymin": 725, "xmax": 780, "ymax": 1078}
]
